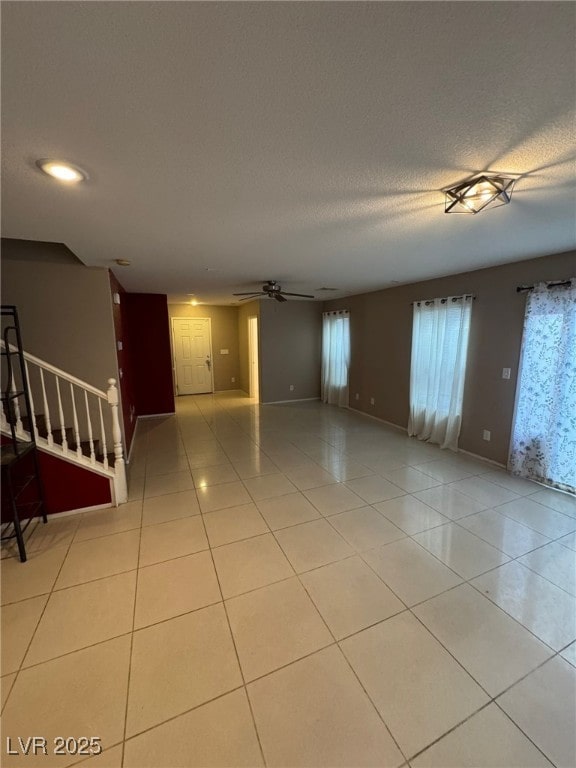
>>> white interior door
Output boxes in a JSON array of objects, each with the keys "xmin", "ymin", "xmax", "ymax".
[
  {"xmin": 248, "ymin": 316, "xmax": 259, "ymax": 401},
  {"xmin": 172, "ymin": 318, "xmax": 213, "ymax": 395}
]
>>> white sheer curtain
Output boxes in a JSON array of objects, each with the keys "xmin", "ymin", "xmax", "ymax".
[
  {"xmin": 408, "ymin": 295, "xmax": 473, "ymax": 451},
  {"xmin": 321, "ymin": 310, "xmax": 350, "ymax": 407},
  {"xmin": 509, "ymin": 280, "xmax": 576, "ymax": 494}
]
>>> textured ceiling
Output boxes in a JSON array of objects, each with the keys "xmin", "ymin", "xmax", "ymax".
[{"xmin": 2, "ymin": 2, "xmax": 575, "ymax": 305}]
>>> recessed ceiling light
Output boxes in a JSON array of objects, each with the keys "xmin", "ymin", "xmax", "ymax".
[
  {"xmin": 190, "ymin": 299, "xmax": 199, "ymax": 306},
  {"xmin": 115, "ymin": 259, "xmax": 131, "ymax": 267},
  {"xmin": 36, "ymin": 159, "xmax": 88, "ymax": 183}
]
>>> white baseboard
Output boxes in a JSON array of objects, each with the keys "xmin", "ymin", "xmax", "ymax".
[
  {"xmin": 127, "ymin": 418, "xmax": 139, "ymax": 463},
  {"xmin": 345, "ymin": 406, "xmax": 506, "ymax": 468},
  {"xmin": 137, "ymin": 412, "xmax": 176, "ymax": 419},
  {"xmin": 263, "ymin": 397, "xmax": 320, "ymax": 405},
  {"xmin": 458, "ymin": 447, "xmax": 505, "ymax": 469},
  {"xmin": 345, "ymin": 406, "xmax": 406, "ymax": 433},
  {"xmin": 45, "ymin": 501, "xmax": 113, "ymax": 519}
]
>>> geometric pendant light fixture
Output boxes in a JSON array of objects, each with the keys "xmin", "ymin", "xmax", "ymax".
[{"xmin": 444, "ymin": 174, "xmax": 517, "ymax": 214}]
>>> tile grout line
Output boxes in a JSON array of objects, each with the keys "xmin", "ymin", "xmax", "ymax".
[
  {"xmin": 8, "ymin": 526, "xmax": 571, "ymax": 687},
  {"xmin": 491, "ymin": 698, "xmax": 561, "ymax": 768},
  {"xmin": 268, "ymin": 514, "xmax": 411, "ymax": 765},
  {"xmin": 2, "ymin": 399, "xmax": 573, "ymax": 765},
  {"xmin": 3, "ymin": 512, "xmax": 84, "ymax": 711},
  {"xmin": 180, "ymin": 413, "xmax": 269, "ymax": 768},
  {"xmin": 120, "ymin": 463, "xmax": 146, "ymax": 768}
]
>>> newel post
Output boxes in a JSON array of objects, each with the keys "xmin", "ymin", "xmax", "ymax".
[{"xmin": 107, "ymin": 378, "xmax": 128, "ymax": 504}]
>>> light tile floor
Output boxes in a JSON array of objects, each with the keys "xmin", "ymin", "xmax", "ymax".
[{"xmin": 2, "ymin": 393, "xmax": 576, "ymax": 767}]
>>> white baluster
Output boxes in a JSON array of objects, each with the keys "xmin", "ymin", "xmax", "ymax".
[
  {"xmin": 10, "ymin": 369, "xmax": 23, "ymax": 435},
  {"xmin": 24, "ymin": 361, "xmax": 39, "ymax": 440},
  {"xmin": 55, "ymin": 376, "xmax": 68, "ymax": 453},
  {"xmin": 84, "ymin": 390, "xmax": 96, "ymax": 464},
  {"xmin": 70, "ymin": 384, "xmax": 82, "ymax": 458},
  {"xmin": 98, "ymin": 398, "xmax": 109, "ymax": 469},
  {"xmin": 107, "ymin": 378, "xmax": 127, "ymax": 504},
  {"xmin": 39, "ymin": 368, "xmax": 53, "ymax": 446}
]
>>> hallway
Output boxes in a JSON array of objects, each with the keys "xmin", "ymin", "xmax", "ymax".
[{"xmin": 2, "ymin": 393, "xmax": 575, "ymax": 767}]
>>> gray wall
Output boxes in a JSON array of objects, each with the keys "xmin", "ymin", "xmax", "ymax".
[
  {"xmin": 324, "ymin": 250, "xmax": 576, "ymax": 464},
  {"xmin": 168, "ymin": 303, "xmax": 240, "ymax": 392},
  {"xmin": 259, "ymin": 299, "xmax": 322, "ymax": 403},
  {"xmin": 1, "ymin": 239, "xmax": 118, "ymax": 389}
]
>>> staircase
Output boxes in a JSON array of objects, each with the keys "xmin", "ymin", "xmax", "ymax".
[{"xmin": 1, "ymin": 342, "xmax": 127, "ymax": 506}]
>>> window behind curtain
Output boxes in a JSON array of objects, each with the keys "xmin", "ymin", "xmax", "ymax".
[
  {"xmin": 321, "ymin": 310, "xmax": 350, "ymax": 407},
  {"xmin": 408, "ymin": 295, "xmax": 473, "ymax": 451},
  {"xmin": 509, "ymin": 281, "xmax": 576, "ymax": 494}
]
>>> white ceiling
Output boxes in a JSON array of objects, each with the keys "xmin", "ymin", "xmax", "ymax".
[{"xmin": 2, "ymin": 2, "xmax": 575, "ymax": 305}]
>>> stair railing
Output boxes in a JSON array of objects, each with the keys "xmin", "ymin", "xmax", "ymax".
[{"xmin": 1, "ymin": 341, "xmax": 127, "ymax": 504}]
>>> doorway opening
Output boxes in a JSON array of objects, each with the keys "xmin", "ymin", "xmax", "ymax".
[
  {"xmin": 248, "ymin": 316, "xmax": 259, "ymax": 401},
  {"xmin": 171, "ymin": 317, "xmax": 214, "ymax": 395}
]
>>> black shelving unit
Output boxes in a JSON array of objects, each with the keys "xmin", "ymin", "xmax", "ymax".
[{"xmin": 1, "ymin": 305, "xmax": 47, "ymax": 562}]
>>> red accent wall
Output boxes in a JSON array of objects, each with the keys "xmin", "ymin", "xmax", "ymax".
[
  {"xmin": 123, "ymin": 293, "xmax": 175, "ymax": 416},
  {"xmin": 1, "ymin": 445, "xmax": 111, "ymax": 520},
  {"xmin": 109, "ymin": 271, "xmax": 136, "ymax": 450},
  {"xmin": 38, "ymin": 452, "xmax": 111, "ymax": 514}
]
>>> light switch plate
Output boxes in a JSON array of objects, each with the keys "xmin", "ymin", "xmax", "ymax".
[
  {"xmin": 220, "ymin": 349, "xmax": 229, "ymax": 355},
  {"xmin": 502, "ymin": 368, "xmax": 511, "ymax": 379}
]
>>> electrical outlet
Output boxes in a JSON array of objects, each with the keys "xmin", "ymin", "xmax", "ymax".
[
  {"xmin": 355, "ymin": 393, "xmax": 360, "ymax": 401},
  {"xmin": 370, "ymin": 397, "xmax": 375, "ymax": 406},
  {"xmin": 289, "ymin": 384, "xmax": 295, "ymax": 391},
  {"xmin": 483, "ymin": 430, "xmax": 491, "ymax": 441},
  {"xmin": 231, "ymin": 377, "xmax": 235, "ymax": 383},
  {"xmin": 502, "ymin": 368, "xmax": 511, "ymax": 379}
]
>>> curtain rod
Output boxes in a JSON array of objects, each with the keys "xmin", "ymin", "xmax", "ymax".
[
  {"xmin": 516, "ymin": 279, "xmax": 572, "ymax": 293},
  {"xmin": 410, "ymin": 294, "xmax": 475, "ymax": 306}
]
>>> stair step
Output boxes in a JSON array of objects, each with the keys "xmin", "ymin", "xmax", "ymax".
[
  {"xmin": 97, "ymin": 452, "xmax": 116, "ymax": 468},
  {"xmin": 22, "ymin": 414, "xmax": 46, "ymax": 433},
  {"xmin": 10, "ymin": 414, "xmax": 113, "ymax": 468},
  {"xmin": 53, "ymin": 426, "xmax": 75, "ymax": 446}
]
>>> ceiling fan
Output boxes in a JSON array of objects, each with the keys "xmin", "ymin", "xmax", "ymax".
[{"xmin": 233, "ymin": 281, "xmax": 315, "ymax": 303}]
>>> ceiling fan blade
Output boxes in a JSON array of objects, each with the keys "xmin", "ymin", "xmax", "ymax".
[
  {"xmin": 274, "ymin": 293, "xmax": 288, "ymax": 302},
  {"xmin": 237, "ymin": 294, "xmax": 264, "ymax": 301},
  {"xmin": 279, "ymin": 292, "xmax": 315, "ymax": 298},
  {"xmin": 233, "ymin": 291, "xmax": 264, "ymax": 296}
]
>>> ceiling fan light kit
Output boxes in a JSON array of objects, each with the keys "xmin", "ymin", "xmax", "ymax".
[
  {"xmin": 233, "ymin": 281, "xmax": 315, "ymax": 303},
  {"xmin": 444, "ymin": 174, "xmax": 518, "ymax": 214}
]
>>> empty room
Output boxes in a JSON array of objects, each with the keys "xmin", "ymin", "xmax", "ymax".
[{"xmin": 1, "ymin": 2, "xmax": 575, "ymax": 768}]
